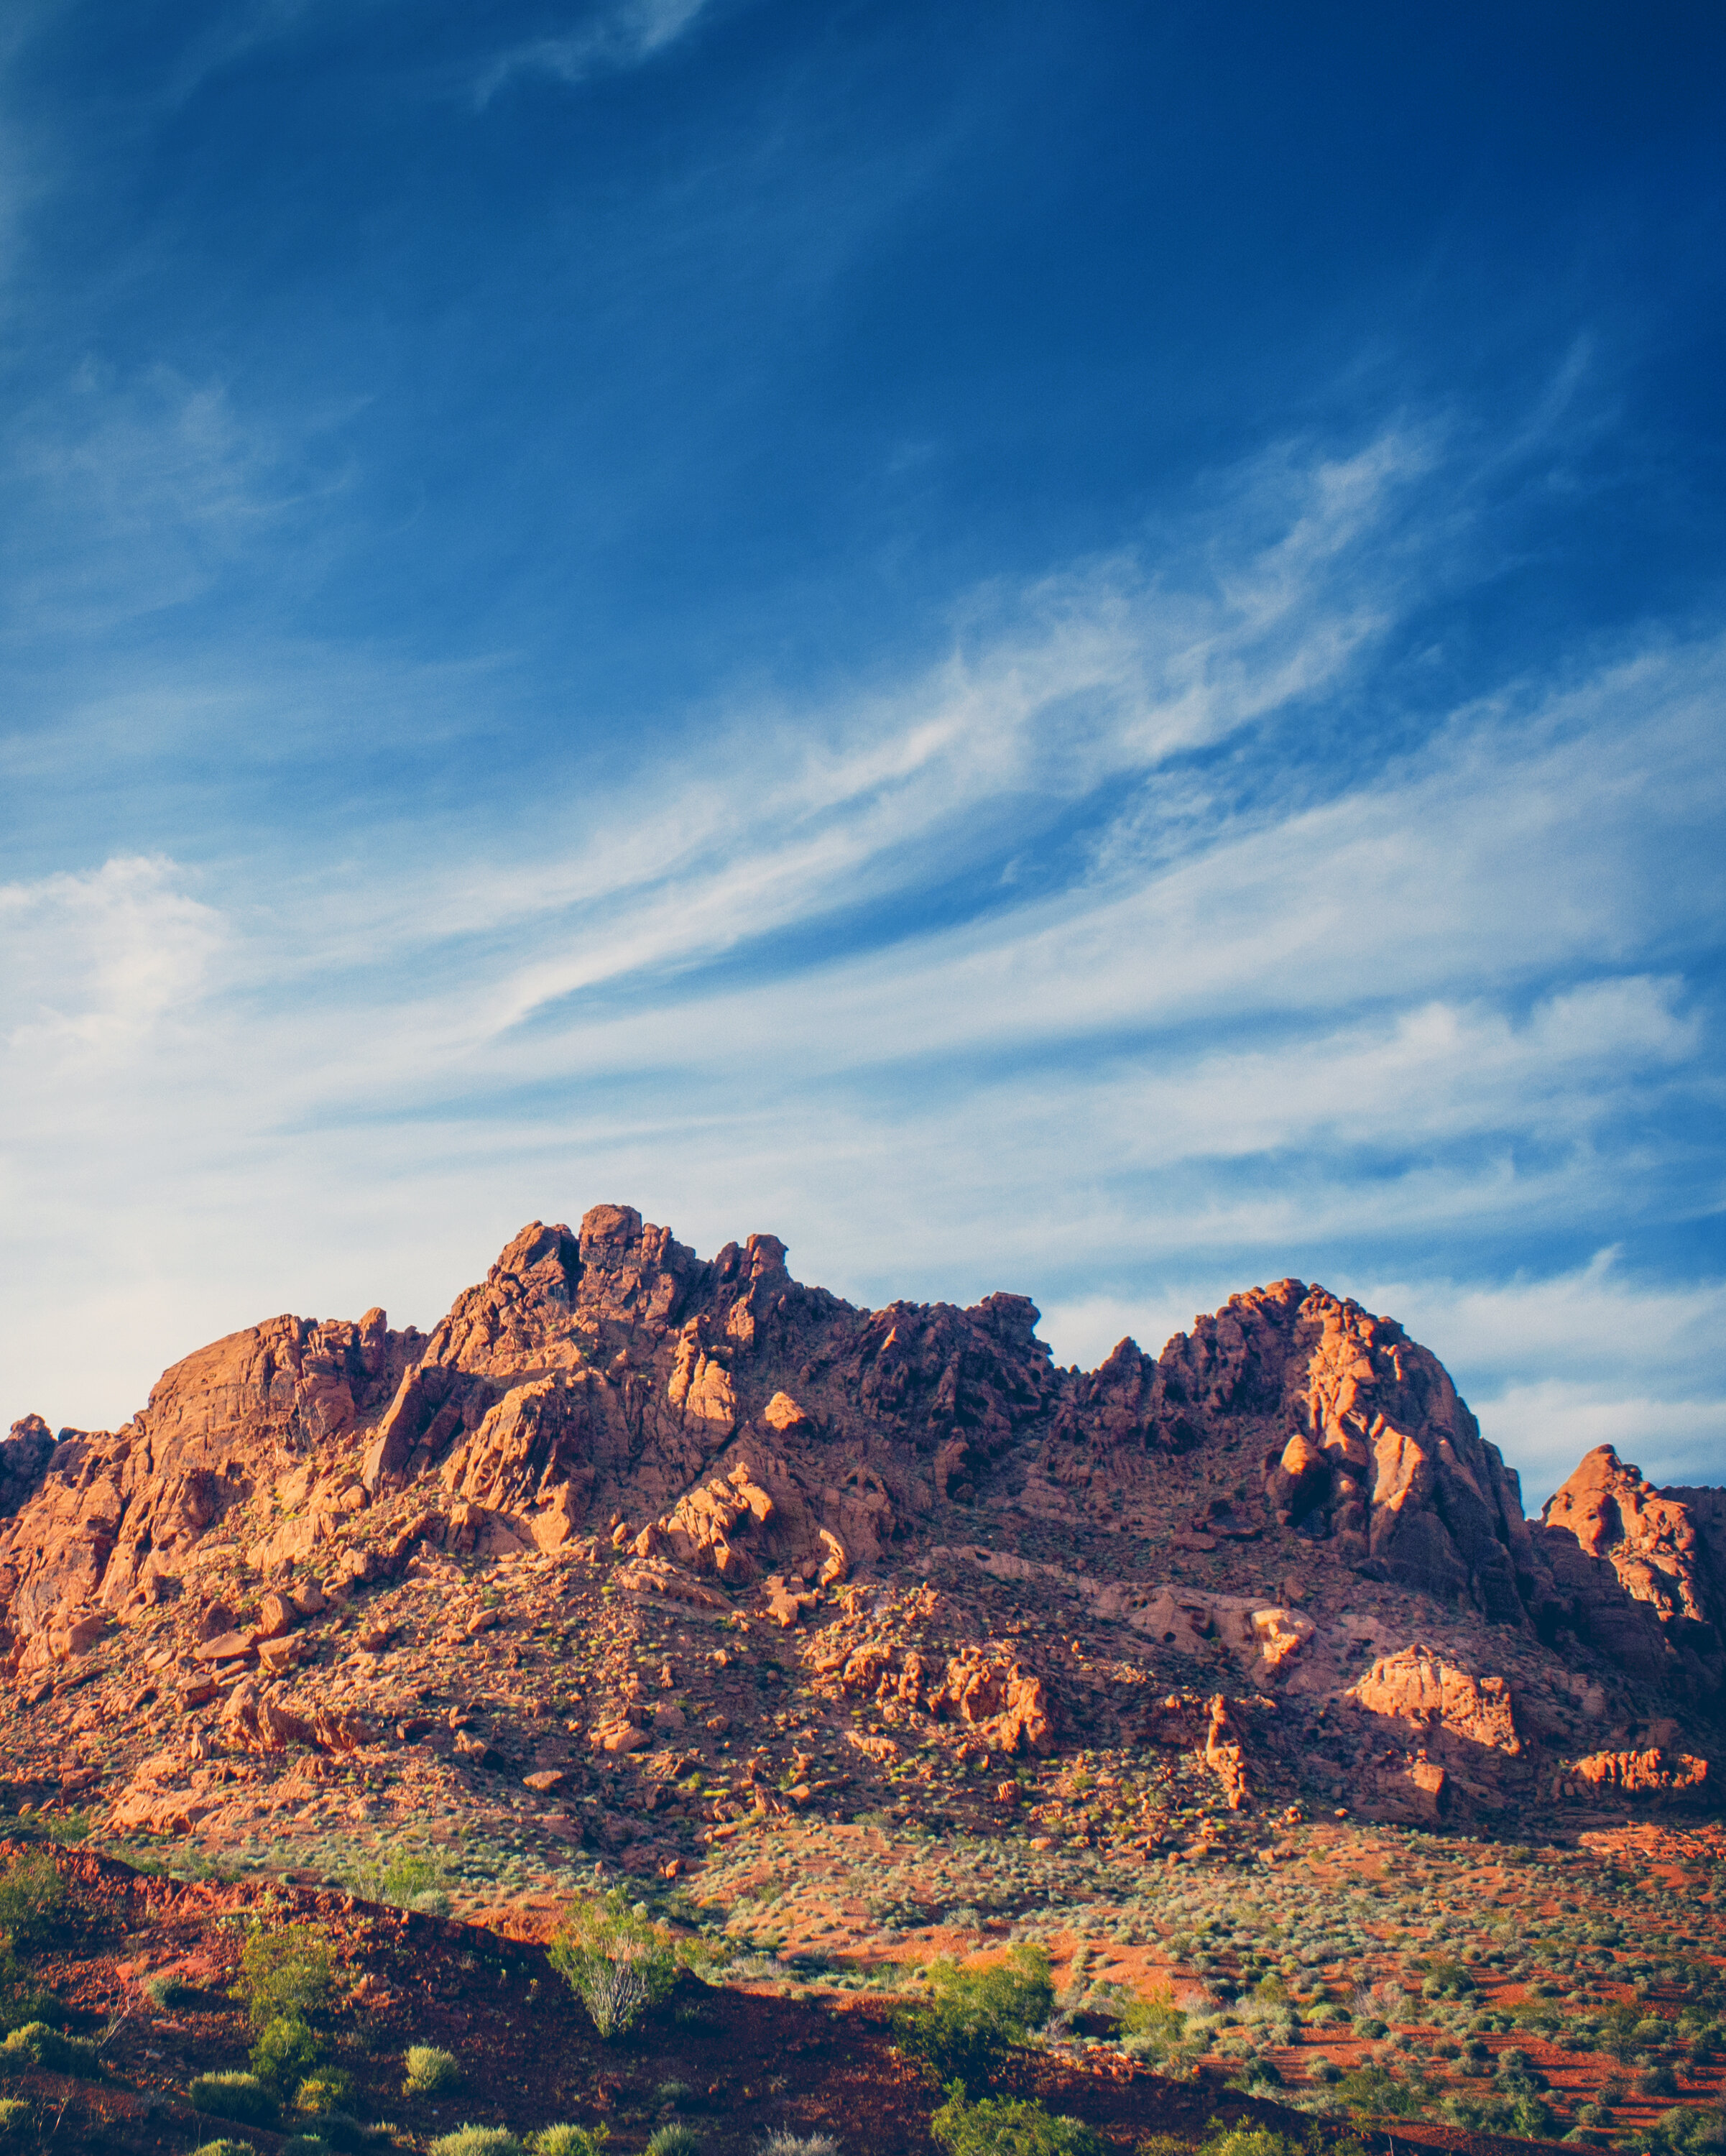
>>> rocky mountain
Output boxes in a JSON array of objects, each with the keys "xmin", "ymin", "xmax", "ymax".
[{"xmin": 1, "ymin": 1206, "xmax": 1720, "ymax": 1864}]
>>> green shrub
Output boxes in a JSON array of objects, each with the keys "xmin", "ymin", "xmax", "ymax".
[
  {"xmin": 251, "ymin": 2013, "xmax": 322, "ymax": 2091},
  {"xmin": 1120, "ymin": 1984, "xmax": 1188, "ymax": 2066},
  {"xmin": 189, "ymin": 2070, "xmax": 276, "ymax": 2124},
  {"xmin": 295, "ymin": 2070, "xmax": 353, "ymax": 2114},
  {"xmin": 896, "ymin": 1946, "xmax": 1056, "ymax": 2087},
  {"xmin": 233, "ymin": 1925, "xmax": 333, "ymax": 2029},
  {"xmin": 1, "ymin": 2022, "xmax": 98, "ymax": 2076},
  {"xmin": 756, "ymin": 2137, "xmax": 838, "ymax": 2156},
  {"xmin": 0, "ymin": 2100, "xmax": 27, "ymax": 2134},
  {"xmin": 1334, "ymin": 2064, "xmax": 1421, "ymax": 2118},
  {"xmin": 645, "ymin": 2129, "xmax": 701, "ymax": 2156},
  {"xmin": 405, "ymin": 2044, "xmax": 461, "ymax": 2095},
  {"xmin": 191, "ymin": 2142, "xmax": 260, "ymax": 2156},
  {"xmin": 144, "ymin": 1971, "xmax": 200, "ymax": 2008},
  {"xmin": 548, "ymin": 1890, "xmax": 677, "ymax": 2040},
  {"xmin": 932, "ymin": 2086, "xmax": 1102, "ymax": 2156},
  {"xmin": 0, "ymin": 1951, "xmax": 55, "ymax": 2037},
  {"xmin": 347, "ymin": 1851, "xmax": 452, "ymax": 1915},
  {"xmin": 0, "ymin": 1858, "xmax": 65, "ymax": 1953},
  {"xmin": 527, "ymin": 2129, "xmax": 612, "ymax": 2156},
  {"xmin": 428, "ymin": 2129, "xmax": 525, "ymax": 2156},
  {"xmin": 1197, "ymin": 2132, "xmax": 1296, "ymax": 2156}
]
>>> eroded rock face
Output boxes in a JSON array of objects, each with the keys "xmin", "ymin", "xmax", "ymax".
[
  {"xmin": 1347, "ymin": 1646, "xmax": 1521, "ymax": 1757},
  {"xmin": 2, "ymin": 1201, "xmax": 1720, "ymax": 1792},
  {"xmin": 1538, "ymin": 1447, "xmax": 1725, "ymax": 1690}
]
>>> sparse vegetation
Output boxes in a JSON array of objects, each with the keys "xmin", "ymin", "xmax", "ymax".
[
  {"xmin": 0, "ymin": 2021, "xmax": 97, "ymax": 2077},
  {"xmin": 646, "ymin": 2128, "xmax": 702, "ymax": 2156},
  {"xmin": 0, "ymin": 1856, "xmax": 65, "ymax": 1953},
  {"xmin": 529, "ymin": 2129, "xmax": 612, "ymax": 2156},
  {"xmin": 896, "ymin": 1945, "xmax": 1055, "ymax": 2086},
  {"xmin": 429, "ymin": 2129, "xmax": 525, "ymax": 2156},
  {"xmin": 931, "ymin": 2084, "xmax": 1103, "ymax": 2156},
  {"xmin": 405, "ymin": 2042, "xmax": 461, "ymax": 2093},
  {"xmin": 549, "ymin": 1888, "xmax": 677, "ymax": 2038},
  {"xmin": 189, "ymin": 2068, "xmax": 277, "ymax": 2124}
]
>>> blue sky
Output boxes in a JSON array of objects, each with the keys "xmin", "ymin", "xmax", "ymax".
[{"xmin": 1, "ymin": 0, "xmax": 1723, "ymax": 1502}]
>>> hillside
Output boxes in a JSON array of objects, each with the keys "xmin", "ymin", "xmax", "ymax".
[{"xmin": 0, "ymin": 1207, "xmax": 1720, "ymax": 2156}]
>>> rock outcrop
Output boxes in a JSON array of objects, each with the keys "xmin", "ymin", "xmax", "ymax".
[
  {"xmin": 1538, "ymin": 1447, "xmax": 1725, "ymax": 1690},
  {"xmin": 2, "ymin": 1202, "xmax": 1721, "ymax": 1834}
]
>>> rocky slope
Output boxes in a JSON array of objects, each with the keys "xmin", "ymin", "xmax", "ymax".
[{"xmin": 1, "ymin": 1206, "xmax": 1720, "ymax": 1871}]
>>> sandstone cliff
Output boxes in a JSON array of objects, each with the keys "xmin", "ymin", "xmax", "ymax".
[{"xmin": 2, "ymin": 1207, "xmax": 1719, "ymax": 1834}]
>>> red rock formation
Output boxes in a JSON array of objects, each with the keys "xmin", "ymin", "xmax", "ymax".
[
  {"xmin": 1538, "ymin": 1447, "xmax": 1725, "ymax": 1690},
  {"xmin": 2, "ymin": 1202, "xmax": 1720, "ymax": 1807}
]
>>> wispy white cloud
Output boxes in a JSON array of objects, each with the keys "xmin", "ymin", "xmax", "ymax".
[
  {"xmin": 477, "ymin": 0, "xmax": 714, "ymax": 103},
  {"xmin": 1359, "ymin": 1256, "xmax": 1726, "ymax": 1501},
  {"xmin": 0, "ymin": 430, "xmax": 1720, "ymax": 1508}
]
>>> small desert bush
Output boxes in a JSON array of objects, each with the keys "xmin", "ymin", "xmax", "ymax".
[
  {"xmin": 528, "ymin": 2128, "xmax": 612, "ymax": 2156},
  {"xmin": 0, "ymin": 1856, "xmax": 65, "ymax": 1953},
  {"xmin": 931, "ymin": 2085, "xmax": 1101, "ymax": 2156},
  {"xmin": 234, "ymin": 1924, "xmax": 334, "ymax": 2028},
  {"xmin": 0, "ymin": 1952, "xmax": 55, "ymax": 2037},
  {"xmin": 405, "ymin": 2044, "xmax": 461, "ymax": 2095},
  {"xmin": 896, "ymin": 1945, "xmax": 1055, "ymax": 2087},
  {"xmin": 1, "ymin": 2022, "xmax": 98, "ymax": 2077},
  {"xmin": 144, "ymin": 1971, "xmax": 199, "ymax": 2008},
  {"xmin": 1333, "ymin": 2063, "xmax": 1421, "ymax": 2119},
  {"xmin": 251, "ymin": 2011, "xmax": 322, "ymax": 2093},
  {"xmin": 549, "ymin": 1889, "xmax": 677, "ymax": 2040},
  {"xmin": 191, "ymin": 2142, "xmax": 261, "ymax": 2156},
  {"xmin": 189, "ymin": 2069, "xmax": 276, "ymax": 2125},
  {"xmin": 294, "ymin": 2070, "xmax": 354, "ymax": 2114},
  {"xmin": 429, "ymin": 2129, "xmax": 525, "ymax": 2156},
  {"xmin": 347, "ymin": 1851, "xmax": 452, "ymax": 1916},
  {"xmin": 757, "ymin": 2136, "xmax": 839, "ymax": 2156},
  {"xmin": 1198, "ymin": 2132, "xmax": 1296, "ymax": 2156},
  {"xmin": 646, "ymin": 2129, "xmax": 701, "ymax": 2156}
]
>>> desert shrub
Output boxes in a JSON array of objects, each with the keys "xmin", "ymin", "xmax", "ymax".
[
  {"xmin": 0, "ymin": 2022, "xmax": 97, "ymax": 2077},
  {"xmin": 191, "ymin": 2142, "xmax": 260, "ymax": 2156},
  {"xmin": 0, "ymin": 1950, "xmax": 55, "ymax": 2036},
  {"xmin": 1334, "ymin": 2064, "xmax": 1421, "ymax": 2118},
  {"xmin": 0, "ymin": 1857, "xmax": 65, "ymax": 1953},
  {"xmin": 189, "ymin": 2070, "xmax": 276, "ymax": 2124},
  {"xmin": 429, "ymin": 2130, "xmax": 525, "ymax": 2156},
  {"xmin": 756, "ymin": 2136, "xmax": 838, "ymax": 2156},
  {"xmin": 896, "ymin": 1946, "xmax": 1055, "ymax": 2087},
  {"xmin": 347, "ymin": 1851, "xmax": 452, "ymax": 1916},
  {"xmin": 1306, "ymin": 2056, "xmax": 1339, "ymax": 2084},
  {"xmin": 931, "ymin": 2085, "xmax": 1102, "ymax": 2156},
  {"xmin": 549, "ymin": 1890, "xmax": 677, "ymax": 2040},
  {"xmin": 1197, "ymin": 2132, "xmax": 1295, "ymax": 2156},
  {"xmin": 0, "ymin": 2100, "xmax": 27, "ymax": 2134},
  {"xmin": 1120, "ymin": 1984, "xmax": 1188, "ymax": 2066},
  {"xmin": 295, "ymin": 2070, "xmax": 353, "ymax": 2114},
  {"xmin": 1646, "ymin": 2107, "xmax": 1726, "ymax": 2156},
  {"xmin": 144, "ymin": 1971, "xmax": 200, "ymax": 2008},
  {"xmin": 529, "ymin": 2129, "xmax": 612, "ymax": 2156},
  {"xmin": 234, "ymin": 1924, "xmax": 333, "ymax": 2028},
  {"xmin": 251, "ymin": 2012, "xmax": 322, "ymax": 2092},
  {"xmin": 405, "ymin": 2043, "xmax": 461, "ymax": 2094},
  {"xmin": 1638, "ymin": 2063, "xmax": 1681, "ymax": 2098},
  {"xmin": 646, "ymin": 2128, "xmax": 701, "ymax": 2156}
]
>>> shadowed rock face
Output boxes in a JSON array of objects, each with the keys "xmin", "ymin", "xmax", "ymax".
[
  {"xmin": 1538, "ymin": 1445, "xmax": 1726, "ymax": 1692},
  {"xmin": 1, "ymin": 1207, "xmax": 1720, "ymax": 1789}
]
